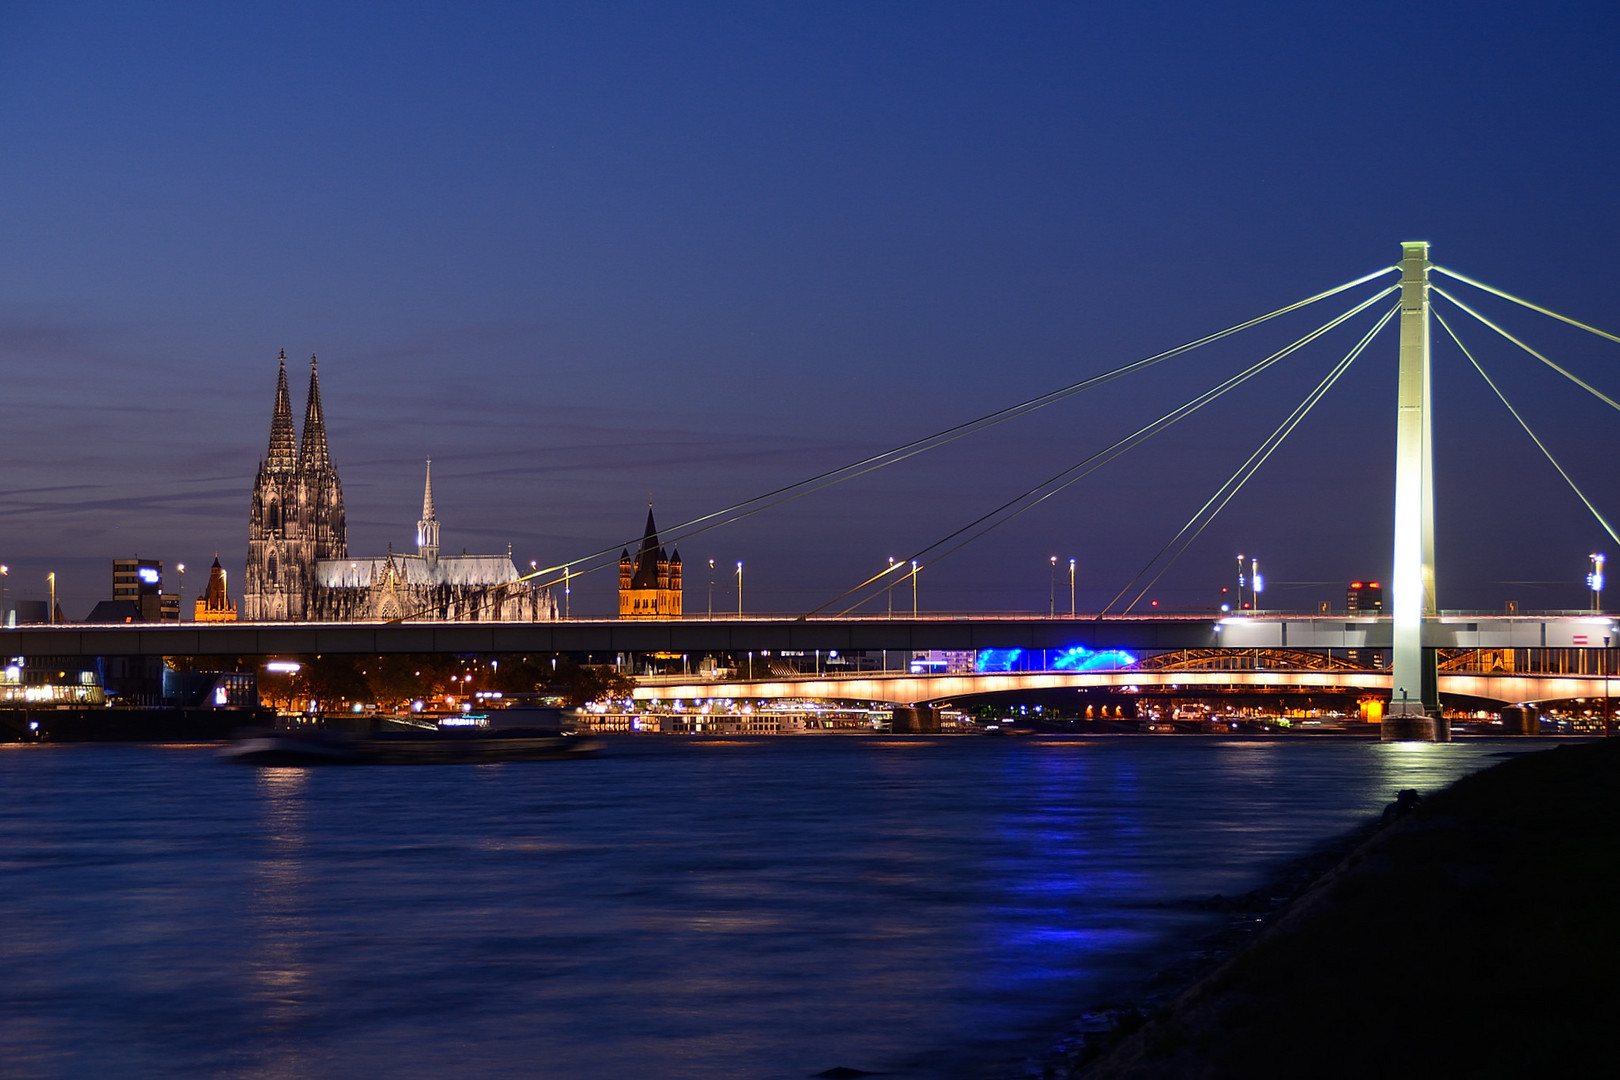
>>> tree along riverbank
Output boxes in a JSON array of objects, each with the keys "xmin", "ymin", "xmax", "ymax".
[{"xmin": 1064, "ymin": 738, "xmax": 1619, "ymax": 1078}]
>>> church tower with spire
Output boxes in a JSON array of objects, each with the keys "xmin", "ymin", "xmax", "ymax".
[
  {"xmin": 243, "ymin": 352, "xmax": 553, "ymax": 623},
  {"xmin": 297, "ymin": 355, "xmax": 346, "ymax": 565},
  {"xmin": 244, "ymin": 352, "xmax": 346, "ymax": 620},
  {"xmin": 416, "ymin": 460, "xmax": 439, "ymax": 570},
  {"xmin": 618, "ymin": 506, "xmax": 683, "ymax": 619}
]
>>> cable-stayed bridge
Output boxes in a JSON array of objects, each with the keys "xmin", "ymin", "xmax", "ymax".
[{"xmin": 8, "ymin": 243, "xmax": 1620, "ymax": 739}]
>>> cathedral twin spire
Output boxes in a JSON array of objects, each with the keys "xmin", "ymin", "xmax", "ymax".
[
  {"xmin": 266, "ymin": 351, "xmax": 298, "ymax": 472},
  {"xmin": 264, "ymin": 350, "xmax": 332, "ymax": 475},
  {"xmin": 298, "ymin": 354, "xmax": 333, "ymax": 474}
]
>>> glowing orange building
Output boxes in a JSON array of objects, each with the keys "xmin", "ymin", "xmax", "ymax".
[
  {"xmin": 194, "ymin": 557, "xmax": 238, "ymax": 622},
  {"xmin": 618, "ymin": 508, "xmax": 682, "ymax": 619}
]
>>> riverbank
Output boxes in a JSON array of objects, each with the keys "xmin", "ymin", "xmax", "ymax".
[{"xmin": 1060, "ymin": 737, "xmax": 1620, "ymax": 1078}]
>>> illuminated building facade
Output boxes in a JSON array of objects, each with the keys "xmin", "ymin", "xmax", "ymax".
[
  {"xmin": 619, "ymin": 508, "xmax": 682, "ymax": 619},
  {"xmin": 86, "ymin": 559, "xmax": 178, "ymax": 622},
  {"xmin": 244, "ymin": 353, "xmax": 346, "ymax": 620},
  {"xmin": 243, "ymin": 354, "xmax": 554, "ymax": 623},
  {"xmin": 194, "ymin": 557, "xmax": 237, "ymax": 622},
  {"xmin": 111, "ymin": 558, "xmax": 179, "ymax": 622}
]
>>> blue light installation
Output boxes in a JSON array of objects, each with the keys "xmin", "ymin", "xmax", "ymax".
[
  {"xmin": 1051, "ymin": 646, "xmax": 1137, "ymax": 671},
  {"xmin": 973, "ymin": 646, "xmax": 1137, "ymax": 673},
  {"xmin": 975, "ymin": 648, "xmax": 1023, "ymax": 672}
]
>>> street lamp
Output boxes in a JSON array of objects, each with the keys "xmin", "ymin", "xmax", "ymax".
[
  {"xmin": 1069, "ymin": 557, "xmax": 1076, "ymax": 618},
  {"xmin": 887, "ymin": 556, "xmax": 895, "ymax": 619},
  {"xmin": 1049, "ymin": 555, "xmax": 1057, "ymax": 618},
  {"xmin": 563, "ymin": 565, "xmax": 571, "ymax": 619},
  {"xmin": 1236, "ymin": 553, "xmax": 1246, "ymax": 610},
  {"xmin": 736, "ymin": 561, "xmax": 743, "ymax": 618},
  {"xmin": 177, "ymin": 562, "xmax": 186, "ymax": 622},
  {"xmin": 1588, "ymin": 553, "xmax": 1606, "ymax": 612},
  {"xmin": 1, "ymin": 565, "xmax": 8, "ymax": 627},
  {"xmin": 708, "ymin": 558, "xmax": 715, "ymax": 619},
  {"xmin": 1251, "ymin": 557, "xmax": 1264, "ymax": 611},
  {"xmin": 47, "ymin": 572, "xmax": 55, "ymax": 623},
  {"xmin": 911, "ymin": 560, "xmax": 919, "ymax": 618}
]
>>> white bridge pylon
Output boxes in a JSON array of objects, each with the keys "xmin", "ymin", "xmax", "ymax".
[{"xmin": 1387, "ymin": 241, "xmax": 1440, "ymax": 740}]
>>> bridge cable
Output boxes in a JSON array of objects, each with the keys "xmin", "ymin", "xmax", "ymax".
[
  {"xmin": 508, "ymin": 267, "xmax": 1400, "ymax": 593},
  {"xmin": 395, "ymin": 266, "xmax": 1397, "ymax": 622},
  {"xmin": 1431, "ymin": 265, "xmax": 1620, "ymax": 348},
  {"xmin": 1433, "ymin": 305, "xmax": 1620, "ymax": 546},
  {"xmin": 1431, "ymin": 286, "xmax": 1620, "ymax": 414},
  {"xmin": 809, "ymin": 286, "xmax": 1399, "ymax": 618},
  {"xmin": 1106, "ymin": 300, "xmax": 1400, "ymax": 615}
]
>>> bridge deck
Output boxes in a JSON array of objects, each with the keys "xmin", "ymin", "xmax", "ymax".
[
  {"xmin": 631, "ymin": 668, "xmax": 1613, "ymax": 706},
  {"xmin": 1, "ymin": 613, "xmax": 1613, "ymax": 657}
]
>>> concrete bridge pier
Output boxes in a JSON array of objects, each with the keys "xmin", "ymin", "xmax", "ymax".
[{"xmin": 890, "ymin": 705, "xmax": 940, "ymax": 733}]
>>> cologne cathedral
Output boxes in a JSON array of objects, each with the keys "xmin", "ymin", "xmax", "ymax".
[{"xmin": 243, "ymin": 353, "xmax": 554, "ymax": 623}]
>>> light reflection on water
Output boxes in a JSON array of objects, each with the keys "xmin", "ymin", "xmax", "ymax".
[{"xmin": 0, "ymin": 737, "xmax": 1542, "ymax": 1079}]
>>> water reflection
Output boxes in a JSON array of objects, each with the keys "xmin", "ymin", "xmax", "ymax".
[
  {"xmin": 0, "ymin": 739, "xmax": 1539, "ymax": 1080},
  {"xmin": 244, "ymin": 767, "xmax": 313, "ymax": 1080}
]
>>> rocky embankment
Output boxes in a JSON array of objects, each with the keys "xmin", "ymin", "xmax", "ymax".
[{"xmin": 1063, "ymin": 739, "xmax": 1620, "ymax": 1079}]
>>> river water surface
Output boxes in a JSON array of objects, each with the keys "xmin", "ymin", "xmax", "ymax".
[{"xmin": 0, "ymin": 736, "xmax": 1536, "ymax": 1079}]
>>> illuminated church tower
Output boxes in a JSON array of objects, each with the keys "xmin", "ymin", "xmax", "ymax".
[
  {"xmin": 243, "ymin": 353, "xmax": 346, "ymax": 620},
  {"xmin": 618, "ymin": 507, "xmax": 682, "ymax": 619},
  {"xmin": 417, "ymin": 459, "xmax": 440, "ymax": 570}
]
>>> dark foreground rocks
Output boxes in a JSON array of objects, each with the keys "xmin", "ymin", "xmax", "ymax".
[{"xmin": 1076, "ymin": 739, "xmax": 1620, "ymax": 1080}]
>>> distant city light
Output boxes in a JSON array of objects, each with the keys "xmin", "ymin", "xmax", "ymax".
[{"xmin": 265, "ymin": 661, "xmax": 302, "ymax": 673}]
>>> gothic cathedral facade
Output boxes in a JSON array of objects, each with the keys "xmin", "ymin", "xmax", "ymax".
[
  {"xmin": 244, "ymin": 352, "xmax": 553, "ymax": 623},
  {"xmin": 244, "ymin": 353, "xmax": 345, "ymax": 621}
]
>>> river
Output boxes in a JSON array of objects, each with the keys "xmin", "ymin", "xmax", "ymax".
[{"xmin": 0, "ymin": 736, "xmax": 1537, "ymax": 1079}]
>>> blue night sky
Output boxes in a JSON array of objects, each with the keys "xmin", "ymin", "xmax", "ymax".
[{"xmin": 3, "ymin": 1, "xmax": 1619, "ymax": 619}]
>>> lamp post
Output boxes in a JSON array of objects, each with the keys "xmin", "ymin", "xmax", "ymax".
[
  {"xmin": 1236, "ymin": 553, "xmax": 1246, "ymax": 610},
  {"xmin": 911, "ymin": 560, "xmax": 918, "ymax": 618},
  {"xmin": 887, "ymin": 556, "xmax": 895, "ymax": 618},
  {"xmin": 1069, "ymin": 557, "xmax": 1076, "ymax": 618},
  {"xmin": 1251, "ymin": 557, "xmax": 1264, "ymax": 612},
  {"xmin": 708, "ymin": 558, "xmax": 715, "ymax": 619},
  {"xmin": 1588, "ymin": 553, "xmax": 1606, "ymax": 612},
  {"xmin": 736, "ymin": 561, "xmax": 743, "ymax": 618},
  {"xmin": 1049, "ymin": 555, "xmax": 1057, "ymax": 618},
  {"xmin": 1, "ymin": 564, "xmax": 8, "ymax": 626},
  {"xmin": 176, "ymin": 562, "xmax": 186, "ymax": 622},
  {"xmin": 47, "ymin": 572, "xmax": 55, "ymax": 623},
  {"xmin": 563, "ymin": 565, "xmax": 571, "ymax": 619}
]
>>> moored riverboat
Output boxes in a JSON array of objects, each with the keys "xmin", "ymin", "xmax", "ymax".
[{"xmin": 220, "ymin": 716, "xmax": 600, "ymax": 765}]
